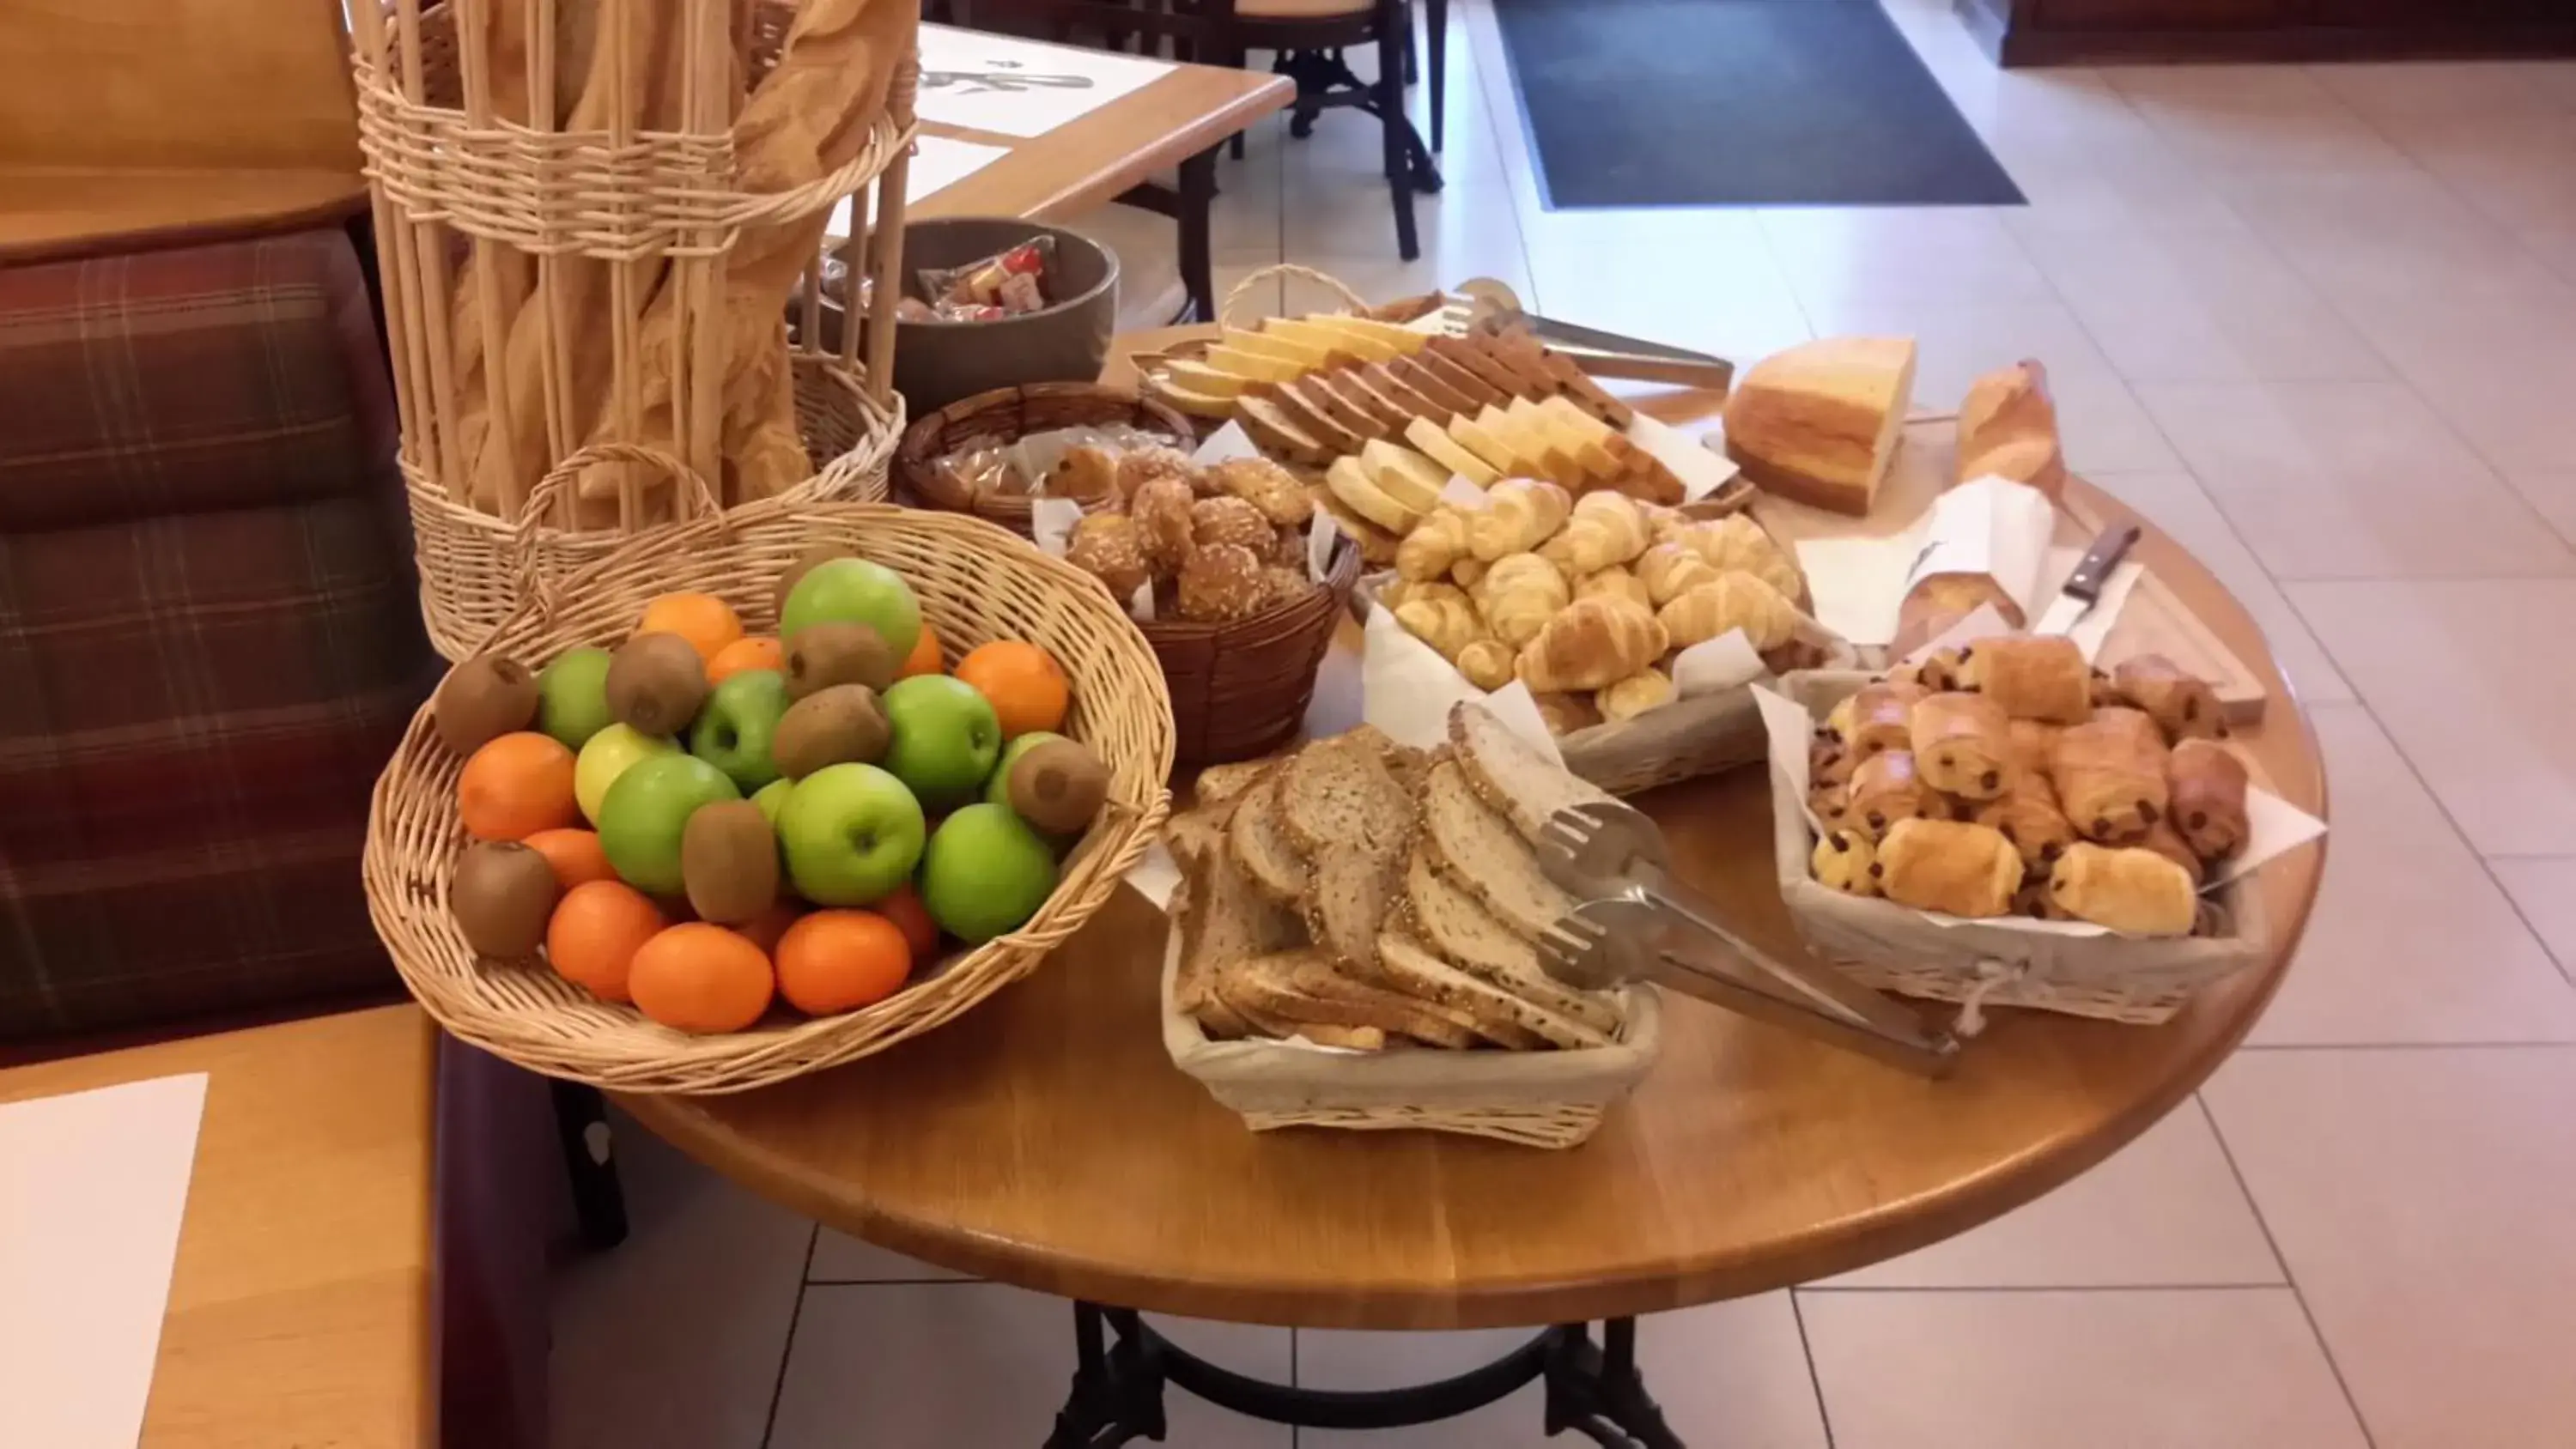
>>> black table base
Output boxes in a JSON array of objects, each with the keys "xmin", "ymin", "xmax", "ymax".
[{"xmin": 1045, "ymin": 1302, "xmax": 1685, "ymax": 1446}]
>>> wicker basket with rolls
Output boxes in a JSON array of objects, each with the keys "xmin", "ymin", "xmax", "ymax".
[{"xmin": 350, "ymin": 0, "xmax": 920, "ymax": 658}]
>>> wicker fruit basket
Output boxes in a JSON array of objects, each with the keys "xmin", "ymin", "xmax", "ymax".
[
  {"xmin": 351, "ymin": 0, "xmax": 918, "ymax": 659},
  {"xmin": 894, "ymin": 383, "xmax": 1194, "ymax": 537},
  {"xmin": 365, "ymin": 498, "xmax": 1175, "ymax": 1094}
]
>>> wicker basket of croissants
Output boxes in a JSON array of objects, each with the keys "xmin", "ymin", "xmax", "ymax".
[{"xmin": 351, "ymin": 0, "xmax": 918, "ymax": 658}]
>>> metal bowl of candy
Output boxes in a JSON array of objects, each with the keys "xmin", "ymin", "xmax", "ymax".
[{"xmin": 878, "ymin": 218, "xmax": 1120, "ymax": 415}]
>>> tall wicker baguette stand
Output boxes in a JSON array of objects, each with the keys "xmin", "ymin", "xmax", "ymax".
[
  {"xmin": 617, "ymin": 360, "xmax": 2330, "ymax": 1352},
  {"xmin": 366, "ymin": 496, "xmax": 1174, "ymax": 1094},
  {"xmin": 348, "ymin": 0, "xmax": 921, "ymax": 659}
]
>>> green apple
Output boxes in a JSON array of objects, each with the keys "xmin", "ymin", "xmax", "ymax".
[
  {"xmin": 690, "ymin": 669, "xmax": 792, "ymax": 792},
  {"xmin": 536, "ymin": 646, "xmax": 617, "ymax": 751},
  {"xmin": 917, "ymin": 804, "xmax": 1057, "ymax": 943},
  {"xmin": 780, "ymin": 558, "xmax": 922, "ymax": 662},
  {"xmin": 598, "ymin": 755, "xmax": 740, "ymax": 895},
  {"xmin": 574, "ymin": 723, "xmax": 677, "ymax": 825},
  {"xmin": 983, "ymin": 731, "xmax": 1066, "ymax": 809},
  {"xmin": 881, "ymin": 675, "xmax": 1001, "ymax": 813},
  {"xmin": 751, "ymin": 779, "xmax": 793, "ymax": 830},
  {"xmin": 778, "ymin": 763, "xmax": 926, "ymax": 906}
]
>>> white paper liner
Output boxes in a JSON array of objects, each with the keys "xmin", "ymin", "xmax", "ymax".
[
  {"xmin": 1904, "ymin": 476, "xmax": 2055, "ymax": 617},
  {"xmin": 1193, "ymin": 420, "xmax": 1263, "ymax": 465},
  {"xmin": 1756, "ymin": 682, "xmax": 2326, "ymax": 937}
]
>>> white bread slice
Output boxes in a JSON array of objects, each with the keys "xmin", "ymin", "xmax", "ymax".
[
  {"xmin": 1307, "ymin": 313, "xmax": 1432, "ymax": 354},
  {"xmin": 1147, "ymin": 376, "xmax": 1237, "ymax": 419},
  {"xmin": 1404, "ymin": 849, "xmax": 1622, "ymax": 1034},
  {"xmin": 1376, "ymin": 931, "xmax": 1607, "ymax": 1050},
  {"xmin": 1267, "ymin": 317, "xmax": 1401, "ymax": 363},
  {"xmin": 1447, "ymin": 412, "xmax": 1522, "ymax": 476},
  {"xmin": 1722, "ymin": 336, "xmax": 1917, "ymax": 516},
  {"xmin": 1513, "ymin": 397, "xmax": 1621, "ymax": 484},
  {"xmin": 1164, "ymin": 359, "xmax": 1251, "ymax": 399},
  {"xmin": 1420, "ymin": 759, "xmax": 1577, "ymax": 943},
  {"xmin": 1326, "ymin": 455, "xmax": 1419, "ymax": 532},
  {"xmin": 1224, "ymin": 326, "xmax": 1333, "ymax": 368},
  {"xmin": 1202, "ymin": 344, "xmax": 1305, "ymax": 384},
  {"xmin": 1360, "ymin": 439, "xmax": 1450, "ymax": 515},
  {"xmin": 1448, "ymin": 700, "xmax": 1620, "ymax": 845},
  {"xmin": 1404, "ymin": 416, "xmax": 1500, "ymax": 486},
  {"xmin": 1537, "ymin": 393, "xmax": 1615, "ymax": 441},
  {"xmin": 1228, "ymin": 775, "xmax": 1311, "ymax": 903}
]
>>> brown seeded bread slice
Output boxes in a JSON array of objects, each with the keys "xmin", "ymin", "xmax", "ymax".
[
  {"xmin": 1212, "ymin": 959, "xmax": 1389, "ymax": 1050},
  {"xmin": 1229, "ymin": 774, "xmax": 1312, "ymax": 904},
  {"xmin": 1194, "ymin": 755, "xmax": 1285, "ymax": 809},
  {"xmin": 1447, "ymin": 701, "xmax": 1621, "ymax": 846},
  {"xmin": 1404, "ymin": 848, "xmax": 1623, "ymax": 1034},
  {"xmin": 1430, "ymin": 333, "xmax": 1541, "ymax": 400},
  {"xmin": 1413, "ymin": 349, "xmax": 1507, "ymax": 410},
  {"xmin": 1279, "ymin": 735, "xmax": 1415, "ymax": 977},
  {"xmin": 1387, "ymin": 354, "xmax": 1477, "ymax": 419},
  {"xmin": 1421, "ymin": 759, "xmax": 1577, "ymax": 943},
  {"xmin": 1176, "ymin": 834, "xmax": 1303, "ymax": 1038},
  {"xmin": 1322, "ymin": 365, "xmax": 1417, "ymax": 433},
  {"xmin": 1281, "ymin": 954, "xmax": 1492, "ymax": 1049},
  {"xmin": 1376, "ymin": 931, "xmax": 1608, "ymax": 1050}
]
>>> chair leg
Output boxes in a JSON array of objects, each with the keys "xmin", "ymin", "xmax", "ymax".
[
  {"xmin": 1402, "ymin": 18, "xmax": 1419, "ymax": 86},
  {"xmin": 1178, "ymin": 147, "xmax": 1218, "ymax": 325},
  {"xmin": 1376, "ymin": 1, "xmax": 1419, "ymax": 262},
  {"xmin": 1426, "ymin": 0, "xmax": 1448, "ymax": 152},
  {"xmin": 549, "ymin": 1080, "xmax": 629, "ymax": 1252},
  {"xmin": 1228, "ymin": 45, "xmax": 1250, "ymax": 160}
]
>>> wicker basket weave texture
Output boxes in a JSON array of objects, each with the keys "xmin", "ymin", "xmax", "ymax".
[
  {"xmin": 368, "ymin": 502, "xmax": 1175, "ymax": 1094},
  {"xmin": 895, "ymin": 383, "xmax": 1196, "ymax": 537}
]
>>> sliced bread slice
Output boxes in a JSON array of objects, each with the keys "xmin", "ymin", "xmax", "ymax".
[
  {"xmin": 1376, "ymin": 931, "xmax": 1609, "ymax": 1050},
  {"xmin": 1448, "ymin": 700, "xmax": 1620, "ymax": 846},
  {"xmin": 1229, "ymin": 774, "xmax": 1312, "ymax": 904},
  {"xmin": 1421, "ymin": 759, "xmax": 1577, "ymax": 943},
  {"xmin": 1280, "ymin": 735, "xmax": 1416, "ymax": 975},
  {"xmin": 1282, "ymin": 954, "xmax": 1487, "ymax": 1049},
  {"xmin": 1176, "ymin": 834, "xmax": 1306, "ymax": 1040},
  {"xmin": 1404, "ymin": 849, "xmax": 1622, "ymax": 1035},
  {"xmin": 1212, "ymin": 958, "xmax": 1388, "ymax": 1050},
  {"xmin": 1193, "ymin": 755, "xmax": 1284, "ymax": 809}
]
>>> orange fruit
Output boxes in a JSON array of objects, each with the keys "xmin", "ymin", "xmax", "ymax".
[
  {"xmin": 898, "ymin": 621, "xmax": 944, "ymax": 679},
  {"xmin": 774, "ymin": 910, "xmax": 913, "ymax": 1016},
  {"xmin": 459, "ymin": 732, "xmax": 580, "ymax": 841},
  {"xmin": 708, "ymin": 634, "xmax": 783, "ymax": 683},
  {"xmin": 629, "ymin": 924, "xmax": 775, "ymax": 1034},
  {"xmin": 545, "ymin": 880, "xmax": 665, "ymax": 1003},
  {"xmin": 732, "ymin": 900, "xmax": 805, "ymax": 955},
  {"xmin": 524, "ymin": 828, "xmax": 616, "ymax": 889},
  {"xmin": 874, "ymin": 883, "xmax": 941, "ymax": 961},
  {"xmin": 636, "ymin": 592, "xmax": 744, "ymax": 665},
  {"xmin": 953, "ymin": 640, "xmax": 1069, "ymax": 739}
]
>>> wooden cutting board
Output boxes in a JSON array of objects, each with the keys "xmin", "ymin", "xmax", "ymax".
[{"xmin": 1747, "ymin": 415, "xmax": 2268, "ymax": 724}]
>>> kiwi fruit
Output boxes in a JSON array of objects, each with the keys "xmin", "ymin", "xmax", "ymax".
[
  {"xmin": 434, "ymin": 655, "xmax": 539, "ymax": 755},
  {"xmin": 775, "ymin": 542, "xmax": 856, "ymax": 621},
  {"xmin": 681, "ymin": 801, "xmax": 779, "ymax": 925},
  {"xmin": 784, "ymin": 621, "xmax": 896, "ymax": 700},
  {"xmin": 451, "ymin": 841, "xmax": 560, "ymax": 958},
  {"xmin": 1007, "ymin": 738, "xmax": 1109, "ymax": 836},
  {"xmin": 605, "ymin": 632, "xmax": 708, "ymax": 737},
  {"xmin": 771, "ymin": 684, "xmax": 890, "ymax": 780}
]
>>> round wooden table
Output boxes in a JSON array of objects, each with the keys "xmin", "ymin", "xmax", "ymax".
[{"xmin": 623, "ymin": 375, "xmax": 2328, "ymax": 1442}]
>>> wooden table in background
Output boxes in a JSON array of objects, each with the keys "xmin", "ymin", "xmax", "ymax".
[
  {"xmin": 0, "ymin": 1007, "xmax": 437, "ymax": 1447},
  {"xmin": 624, "ymin": 343, "xmax": 2332, "ymax": 1336}
]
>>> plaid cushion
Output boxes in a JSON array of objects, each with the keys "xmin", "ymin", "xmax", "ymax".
[{"xmin": 0, "ymin": 230, "xmax": 437, "ymax": 1040}]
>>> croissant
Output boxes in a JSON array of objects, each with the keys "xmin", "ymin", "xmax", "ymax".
[
  {"xmin": 1394, "ymin": 594, "xmax": 1489, "ymax": 663},
  {"xmin": 1397, "ymin": 508, "xmax": 1472, "ymax": 582},
  {"xmin": 1456, "ymin": 639, "xmax": 1516, "ymax": 691},
  {"xmin": 1473, "ymin": 553, "xmax": 1571, "ymax": 646},
  {"xmin": 1467, "ymin": 480, "xmax": 1572, "ymax": 561},
  {"xmin": 1451, "ymin": 557, "xmax": 1489, "ymax": 591},
  {"xmin": 1539, "ymin": 490, "xmax": 1653, "ymax": 575},
  {"xmin": 1516, "ymin": 598, "xmax": 1668, "ymax": 694},
  {"xmin": 1636, "ymin": 542, "xmax": 1722, "ymax": 607},
  {"xmin": 1598, "ymin": 667, "xmax": 1675, "ymax": 722},
  {"xmin": 1574, "ymin": 565, "xmax": 1652, "ymax": 612},
  {"xmin": 1657, "ymin": 572, "xmax": 1800, "ymax": 651},
  {"xmin": 1674, "ymin": 515, "xmax": 1802, "ymax": 601}
]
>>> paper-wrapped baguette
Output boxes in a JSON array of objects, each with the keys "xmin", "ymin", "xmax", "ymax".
[{"xmin": 1956, "ymin": 360, "xmax": 2066, "ymax": 500}]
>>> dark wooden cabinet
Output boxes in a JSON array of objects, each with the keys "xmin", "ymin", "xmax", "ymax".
[{"xmin": 1962, "ymin": 0, "xmax": 2576, "ymax": 64}]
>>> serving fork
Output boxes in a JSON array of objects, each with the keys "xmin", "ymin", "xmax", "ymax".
[{"xmin": 1533, "ymin": 799, "xmax": 1959, "ymax": 1077}]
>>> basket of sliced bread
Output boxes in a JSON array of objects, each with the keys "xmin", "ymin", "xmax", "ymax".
[
  {"xmin": 1368, "ymin": 482, "xmax": 1852, "ymax": 797},
  {"xmin": 1160, "ymin": 704, "xmax": 1662, "ymax": 1149},
  {"xmin": 1765, "ymin": 634, "xmax": 2324, "ymax": 1026}
]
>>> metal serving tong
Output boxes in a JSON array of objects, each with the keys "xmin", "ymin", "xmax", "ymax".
[
  {"xmin": 1532, "ymin": 799, "xmax": 1960, "ymax": 1077},
  {"xmin": 1447, "ymin": 277, "xmax": 1738, "ymax": 391}
]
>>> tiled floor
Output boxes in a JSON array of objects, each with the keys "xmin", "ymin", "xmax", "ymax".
[{"xmin": 553, "ymin": 4, "xmax": 2576, "ymax": 1444}]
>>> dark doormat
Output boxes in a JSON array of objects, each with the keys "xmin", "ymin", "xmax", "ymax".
[{"xmin": 1492, "ymin": 0, "xmax": 2024, "ymax": 209}]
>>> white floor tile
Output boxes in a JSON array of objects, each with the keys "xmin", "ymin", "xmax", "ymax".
[
  {"xmin": 2308, "ymin": 61, "xmax": 2576, "ymax": 121},
  {"xmin": 769, "ymin": 1286, "xmax": 1291, "ymax": 1448},
  {"xmin": 1821, "ymin": 1103, "xmax": 2279, "ymax": 1288},
  {"xmin": 2136, "ymin": 379, "xmax": 2574, "ymax": 580},
  {"xmin": 2248, "ymin": 705, "xmax": 2576, "ymax": 1046},
  {"xmin": 2107, "ymin": 64, "xmax": 2415, "ymax": 182},
  {"xmin": 1758, "ymin": 207, "xmax": 2058, "ymax": 312},
  {"xmin": 1298, "ymin": 1294, "xmax": 1826, "ymax": 1448},
  {"xmin": 2489, "ymin": 858, "xmax": 2576, "ymax": 985},
  {"xmin": 549, "ymin": 1119, "xmax": 814, "ymax": 1449},
  {"xmin": 1801, "ymin": 1287, "xmax": 2368, "ymax": 1449},
  {"xmin": 2014, "ymin": 222, "xmax": 2385, "ymax": 385},
  {"xmin": 2289, "ymin": 579, "xmax": 2576, "ymax": 857},
  {"xmin": 2205, "ymin": 1046, "xmax": 2576, "ymax": 1448}
]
